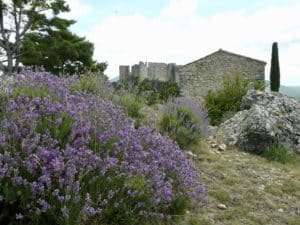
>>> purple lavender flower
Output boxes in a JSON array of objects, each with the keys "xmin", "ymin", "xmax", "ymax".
[
  {"xmin": 61, "ymin": 206, "xmax": 69, "ymax": 218},
  {"xmin": 0, "ymin": 72, "xmax": 206, "ymax": 224},
  {"xmin": 16, "ymin": 213, "xmax": 24, "ymax": 220}
]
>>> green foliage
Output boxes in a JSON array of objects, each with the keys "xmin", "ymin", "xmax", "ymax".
[
  {"xmin": 253, "ymin": 80, "xmax": 266, "ymax": 91},
  {"xmin": 262, "ymin": 145, "xmax": 292, "ymax": 163},
  {"xmin": 113, "ymin": 78, "xmax": 181, "ymax": 105},
  {"xmin": 168, "ymin": 197, "xmax": 190, "ymax": 216},
  {"xmin": 204, "ymin": 74, "xmax": 250, "ymax": 126},
  {"xmin": 270, "ymin": 42, "xmax": 280, "ymax": 92},
  {"xmin": 0, "ymin": 0, "xmax": 71, "ymax": 74},
  {"xmin": 119, "ymin": 95, "xmax": 144, "ymax": 127},
  {"xmin": 113, "ymin": 76, "xmax": 140, "ymax": 94},
  {"xmin": 12, "ymin": 86, "xmax": 58, "ymax": 101},
  {"xmin": 89, "ymin": 61, "xmax": 108, "ymax": 73},
  {"xmin": 138, "ymin": 79, "xmax": 181, "ymax": 105},
  {"xmin": 159, "ymin": 105, "xmax": 202, "ymax": 149},
  {"xmin": 20, "ymin": 29, "xmax": 94, "ymax": 75},
  {"xmin": 71, "ymin": 75, "xmax": 98, "ymax": 93},
  {"xmin": 70, "ymin": 73, "xmax": 112, "ymax": 99},
  {"xmin": 0, "ymin": 92, "xmax": 8, "ymax": 119}
]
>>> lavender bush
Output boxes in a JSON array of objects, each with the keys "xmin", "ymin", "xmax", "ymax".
[
  {"xmin": 159, "ymin": 97, "xmax": 210, "ymax": 150},
  {"xmin": 0, "ymin": 72, "xmax": 206, "ymax": 225}
]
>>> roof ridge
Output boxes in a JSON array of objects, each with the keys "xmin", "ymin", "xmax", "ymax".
[
  {"xmin": 218, "ymin": 49, "xmax": 267, "ymax": 64},
  {"xmin": 182, "ymin": 49, "xmax": 266, "ymax": 67}
]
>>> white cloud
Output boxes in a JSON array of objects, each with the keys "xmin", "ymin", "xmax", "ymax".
[
  {"xmin": 86, "ymin": 0, "xmax": 300, "ymax": 85},
  {"xmin": 160, "ymin": 0, "xmax": 199, "ymax": 19},
  {"xmin": 62, "ymin": 0, "xmax": 92, "ymax": 20}
]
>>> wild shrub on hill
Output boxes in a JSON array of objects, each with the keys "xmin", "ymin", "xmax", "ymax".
[
  {"xmin": 159, "ymin": 97, "xmax": 210, "ymax": 150},
  {"xmin": 118, "ymin": 94, "xmax": 145, "ymax": 128},
  {"xmin": 204, "ymin": 74, "xmax": 250, "ymax": 126},
  {"xmin": 253, "ymin": 80, "xmax": 266, "ymax": 91},
  {"xmin": 114, "ymin": 77, "xmax": 181, "ymax": 105},
  {"xmin": 138, "ymin": 78, "xmax": 181, "ymax": 105},
  {"xmin": 69, "ymin": 72, "xmax": 114, "ymax": 100},
  {"xmin": 262, "ymin": 145, "xmax": 292, "ymax": 163},
  {"xmin": 0, "ymin": 72, "xmax": 206, "ymax": 225}
]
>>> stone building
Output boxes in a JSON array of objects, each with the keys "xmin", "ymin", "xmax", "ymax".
[
  {"xmin": 119, "ymin": 49, "xmax": 266, "ymax": 98},
  {"xmin": 177, "ymin": 49, "xmax": 266, "ymax": 97}
]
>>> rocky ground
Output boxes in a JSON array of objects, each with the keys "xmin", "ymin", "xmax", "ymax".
[{"xmin": 181, "ymin": 138, "xmax": 300, "ymax": 225}]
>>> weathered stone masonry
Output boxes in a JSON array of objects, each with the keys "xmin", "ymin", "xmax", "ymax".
[
  {"xmin": 120, "ymin": 61, "xmax": 177, "ymax": 82},
  {"xmin": 178, "ymin": 49, "xmax": 266, "ymax": 97},
  {"xmin": 119, "ymin": 49, "xmax": 266, "ymax": 98}
]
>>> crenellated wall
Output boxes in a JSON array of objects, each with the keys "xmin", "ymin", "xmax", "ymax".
[{"xmin": 120, "ymin": 61, "xmax": 177, "ymax": 82}]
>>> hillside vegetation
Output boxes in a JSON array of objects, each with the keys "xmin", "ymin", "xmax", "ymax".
[
  {"xmin": 182, "ymin": 141, "xmax": 300, "ymax": 225},
  {"xmin": 0, "ymin": 73, "xmax": 299, "ymax": 225}
]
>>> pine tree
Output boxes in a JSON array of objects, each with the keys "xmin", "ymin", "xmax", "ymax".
[
  {"xmin": 0, "ymin": 0, "xmax": 70, "ymax": 74},
  {"xmin": 270, "ymin": 42, "xmax": 280, "ymax": 92}
]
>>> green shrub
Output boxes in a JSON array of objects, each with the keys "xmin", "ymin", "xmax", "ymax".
[
  {"xmin": 158, "ymin": 80, "xmax": 181, "ymax": 102},
  {"xmin": 160, "ymin": 107, "xmax": 199, "ymax": 149},
  {"xmin": 70, "ymin": 73, "xmax": 114, "ymax": 100},
  {"xmin": 204, "ymin": 74, "xmax": 250, "ymax": 126},
  {"xmin": 253, "ymin": 80, "xmax": 266, "ymax": 91},
  {"xmin": 159, "ymin": 98, "xmax": 209, "ymax": 150},
  {"xmin": 112, "ymin": 76, "xmax": 140, "ymax": 93},
  {"xmin": 71, "ymin": 75, "xmax": 97, "ymax": 93},
  {"xmin": 12, "ymin": 85, "xmax": 59, "ymax": 101},
  {"xmin": 262, "ymin": 145, "xmax": 292, "ymax": 163},
  {"xmin": 0, "ymin": 92, "xmax": 8, "ymax": 121},
  {"xmin": 119, "ymin": 95, "xmax": 144, "ymax": 127},
  {"xmin": 114, "ymin": 78, "xmax": 181, "ymax": 105},
  {"xmin": 139, "ymin": 79, "xmax": 180, "ymax": 105}
]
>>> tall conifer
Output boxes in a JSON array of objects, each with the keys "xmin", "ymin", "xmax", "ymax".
[{"xmin": 270, "ymin": 42, "xmax": 280, "ymax": 92}]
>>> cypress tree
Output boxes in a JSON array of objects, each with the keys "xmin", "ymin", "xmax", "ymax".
[{"xmin": 270, "ymin": 42, "xmax": 280, "ymax": 92}]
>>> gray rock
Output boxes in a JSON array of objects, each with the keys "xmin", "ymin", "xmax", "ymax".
[
  {"xmin": 187, "ymin": 151, "xmax": 197, "ymax": 158},
  {"xmin": 216, "ymin": 90, "xmax": 300, "ymax": 154},
  {"xmin": 217, "ymin": 203, "xmax": 227, "ymax": 210},
  {"xmin": 218, "ymin": 144, "xmax": 227, "ymax": 151},
  {"xmin": 211, "ymin": 143, "xmax": 218, "ymax": 148},
  {"xmin": 278, "ymin": 208, "xmax": 284, "ymax": 213}
]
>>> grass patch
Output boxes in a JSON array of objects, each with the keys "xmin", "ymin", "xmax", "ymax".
[
  {"xmin": 281, "ymin": 180, "xmax": 299, "ymax": 195},
  {"xmin": 265, "ymin": 185, "xmax": 284, "ymax": 197},
  {"xmin": 262, "ymin": 145, "xmax": 292, "ymax": 163},
  {"xmin": 283, "ymin": 216, "xmax": 300, "ymax": 225},
  {"xmin": 222, "ymin": 176, "xmax": 241, "ymax": 185},
  {"xmin": 209, "ymin": 188, "xmax": 231, "ymax": 204},
  {"xmin": 191, "ymin": 145, "xmax": 300, "ymax": 225},
  {"xmin": 215, "ymin": 207, "xmax": 250, "ymax": 221}
]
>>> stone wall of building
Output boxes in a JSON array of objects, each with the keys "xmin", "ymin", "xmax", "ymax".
[
  {"xmin": 120, "ymin": 62, "xmax": 177, "ymax": 82},
  {"xmin": 119, "ymin": 65, "xmax": 130, "ymax": 81},
  {"xmin": 119, "ymin": 49, "xmax": 266, "ymax": 99},
  {"xmin": 177, "ymin": 50, "xmax": 266, "ymax": 98}
]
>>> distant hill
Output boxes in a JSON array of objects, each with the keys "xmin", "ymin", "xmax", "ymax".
[{"xmin": 265, "ymin": 81, "xmax": 300, "ymax": 100}]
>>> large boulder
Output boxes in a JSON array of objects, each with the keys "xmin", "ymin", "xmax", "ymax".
[{"xmin": 216, "ymin": 90, "xmax": 300, "ymax": 154}]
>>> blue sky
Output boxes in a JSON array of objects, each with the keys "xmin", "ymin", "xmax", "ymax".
[{"xmin": 63, "ymin": 0, "xmax": 300, "ymax": 85}]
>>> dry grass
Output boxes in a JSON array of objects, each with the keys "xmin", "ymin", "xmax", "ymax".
[{"xmin": 181, "ymin": 141, "xmax": 300, "ymax": 225}]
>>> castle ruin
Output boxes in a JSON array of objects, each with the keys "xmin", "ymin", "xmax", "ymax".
[
  {"xmin": 119, "ymin": 49, "xmax": 266, "ymax": 98},
  {"xmin": 120, "ymin": 61, "xmax": 178, "ymax": 82}
]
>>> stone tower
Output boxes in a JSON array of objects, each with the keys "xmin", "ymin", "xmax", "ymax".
[{"xmin": 119, "ymin": 65, "xmax": 130, "ymax": 82}]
